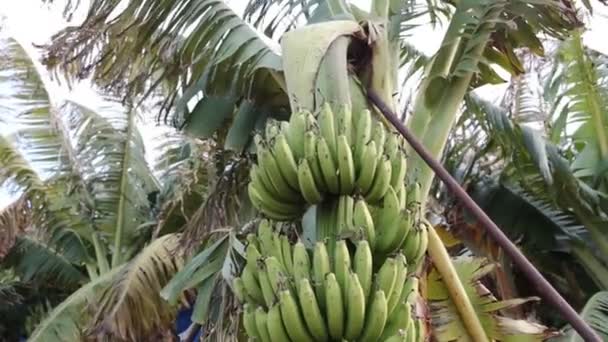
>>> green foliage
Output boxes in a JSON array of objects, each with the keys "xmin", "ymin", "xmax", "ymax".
[
  {"xmin": 87, "ymin": 234, "xmax": 183, "ymax": 341},
  {"xmin": 42, "ymin": 0, "xmax": 287, "ymax": 149},
  {"xmin": 428, "ymin": 257, "xmax": 553, "ymax": 341},
  {"xmin": 553, "ymin": 291, "xmax": 608, "ymax": 341}
]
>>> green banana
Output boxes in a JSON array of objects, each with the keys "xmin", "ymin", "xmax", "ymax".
[
  {"xmin": 414, "ymin": 316, "xmax": 426, "ymax": 342},
  {"xmin": 406, "ymin": 182, "xmax": 421, "ymax": 221},
  {"xmin": 298, "ymin": 159, "xmax": 323, "ymax": 204},
  {"xmin": 246, "ymin": 233, "xmax": 260, "ymax": 250},
  {"xmin": 396, "ymin": 183, "xmax": 407, "ymax": 209},
  {"xmin": 344, "ymin": 195, "xmax": 354, "ymax": 234},
  {"xmin": 280, "ymin": 235, "xmax": 294, "ymax": 275},
  {"xmin": 280, "ymin": 121, "xmax": 290, "ymax": 134},
  {"xmin": 385, "ymin": 132, "xmax": 399, "ymax": 159},
  {"xmin": 336, "ymin": 104, "xmax": 353, "ymax": 145},
  {"xmin": 258, "ymin": 146, "xmax": 300, "ymax": 200},
  {"xmin": 273, "ymin": 133, "xmax": 300, "ymax": 190},
  {"xmin": 354, "ymin": 109, "xmax": 372, "ymax": 172},
  {"xmin": 246, "ymin": 244, "xmax": 262, "ymax": 275},
  {"xmin": 272, "ymin": 232, "xmax": 286, "ymax": 267},
  {"xmin": 251, "ymin": 164, "xmax": 285, "ymax": 203},
  {"xmin": 233, "ymin": 277, "xmax": 247, "ymax": 303},
  {"xmin": 344, "ymin": 271, "xmax": 366, "ymax": 340},
  {"xmin": 258, "ymin": 220, "xmax": 274, "ymax": 255},
  {"xmin": 380, "ymin": 300, "xmax": 412, "ymax": 341},
  {"xmin": 405, "ymin": 288, "xmax": 419, "ymax": 309},
  {"xmin": 267, "ymin": 304, "xmax": 292, "ymax": 342},
  {"xmin": 375, "ymin": 186, "xmax": 402, "ymax": 253},
  {"xmin": 257, "ymin": 263, "xmax": 276, "ymax": 307},
  {"xmin": 304, "ymin": 111, "xmax": 317, "ymax": 130},
  {"xmin": 384, "ymin": 332, "xmax": 408, "ymax": 342},
  {"xmin": 359, "ymin": 290, "xmax": 388, "ymax": 342},
  {"xmin": 298, "ymin": 279, "xmax": 329, "ymax": 342},
  {"xmin": 405, "ymin": 317, "xmax": 416, "ymax": 342},
  {"xmin": 325, "ymin": 273, "xmax": 344, "ymax": 339},
  {"xmin": 286, "ymin": 111, "xmax": 307, "ymax": 159},
  {"xmin": 304, "ymin": 131, "xmax": 327, "ymax": 192},
  {"xmin": 402, "ymin": 227, "xmax": 421, "ymax": 263},
  {"xmin": 355, "ymin": 141, "xmax": 378, "ymax": 194},
  {"xmin": 317, "ymin": 137, "xmax": 340, "ymax": 194},
  {"xmin": 243, "ymin": 304, "xmax": 260, "ymax": 340},
  {"xmin": 336, "ymin": 195, "xmax": 346, "ymax": 235},
  {"xmin": 365, "ymin": 156, "xmax": 392, "ymax": 203},
  {"xmin": 292, "ymin": 241, "xmax": 311, "ymax": 292},
  {"xmin": 279, "ymin": 290, "xmax": 314, "ymax": 342},
  {"xmin": 318, "ymin": 102, "xmax": 338, "ymax": 160},
  {"xmin": 250, "ymin": 165, "xmax": 299, "ymax": 212},
  {"xmin": 313, "ymin": 241, "xmax": 331, "ymax": 310},
  {"xmin": 376, "ymin": 257, "xmax": 398, "ymax": 303},
  {"xmin": 316, "ymin": 200, "xmax": 338, "ymax": 242},
  {"xmin": 400, "ymin": 276, "xmax": 419, "ymax": 303},
  {"xmin": 242, "ymin": 265, "xmax": 265, "ymax": 305},
  {"xmin": 333, "ymin": 240, "xmax": 351, "ymax": 295},
  {"xmin": 337, "ymin": 135, "xmax": 356, "ymax": 194},
  {"xmin": 249, "ymin": 183, "xmax": 301, "ymax": 220},
  {"xmin": 354, "ymin": 240, "xmax": 373, "ymax": 300},
  {"xmin": 388, "ymin": 210, "xmax": 414, "ymax": 255},
  {"xmin": 265, "ymin": 120, "xmax": 281, "ymax": 141},
  {"xmin": 390, "ymin": 154, "xmax": 407, "ymax": 190},
  {"xmin": 413, "ymin": 223, "xmax": 429, "ymax": 268},
  {"xmin": 387, "ymin": 254, "xmax": 408, "ymax": 316},
  {"xmin": 255, "ymin": 307, "xmax": 272, "ymax": 342},
  {"xmin": 353, "ymin": 199, "xmax": 376, "ymax": 249},
  {"xmin": 371, "ymin": 120, "xmax": 387, "ymax": 156},
  {"xmin": 265, "ymin": 256, "xmax": 290, "ymax": 294},
  {"xmin": 336, "ymin": 195, "xmax": 354, "ymax": 234}
]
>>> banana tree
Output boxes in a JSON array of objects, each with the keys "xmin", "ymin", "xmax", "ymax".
[
  {"xmin": 36, "ymin": 0, "xmax": 594, "ymax": 340},
  {"xmin": 0, "ymin": 32, "xmax": 219, "ymax": 340},
  {"xmin": 436, "ymin": 29, "xmax": 608, "ymax": 338}
]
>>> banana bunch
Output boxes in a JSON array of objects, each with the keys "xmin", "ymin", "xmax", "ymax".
[
  {"xmin": 314, "ymin": 192, "xmax": 412, "ymax": 257},
  {"xmin": 249, "ymin": 103, "xmax": 408, "ymax": 220},
  {"xmin": 234, "ymin": 227, "xmax": 421, "ymax": 341}
]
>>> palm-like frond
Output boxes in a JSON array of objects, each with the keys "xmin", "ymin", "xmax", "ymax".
[
  {"xmin": 153, "ymin": 136, "xmax": 214, "ymax": 238},
  {"xmin": 179, "ymin": 154, "xmax": 252, "ymax": 251},
  {"xmin": 0, "ymin": 136, "xmax": 92, "ymax": 271},
  {"xmin": 0, "ymin": 135, "xmax": 45, "ymax": 194},
  {"xmin": 86, "ymin": 234, "xmax": 183, "ymax": 341},
  {"xmin": 0, "ymin": 196, "xmax": 29, "ymax": 259},
  {"xmin": 162, "ymin": 232, "xmax": 244, "ymax": 340},
  {"xmin": 428, "ymin": 257, "xmax": 555, "ymax": 341},
  {"xmin": 27, "ymin": 268, "xmax": 120, "ymax": 342},
  {"xmin": 60, "ymin": 101, "xmax": 158, "ymax": 265},
  {"xmin": 42, "ymin": 0, "xmax": 286, "ymax": 141},
  {"xmin": 551, "ymin": 30, "xmax": 608, "ymax": 188},
  {"xmin": 0, "ymin": 34, "xmax": 73, "ymax": 180},
  {"xmin": 3, "ymin": 232, "xmax": 87, "ymax": 286},
  {"xmin": 553, "ymin": 291, "xmax": 608, "ymax": 341}
]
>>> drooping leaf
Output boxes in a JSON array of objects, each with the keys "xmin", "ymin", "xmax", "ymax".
[
  {"xmin": 427, "ymin": 257, "xmax": 554, "ymax": 341},
  {"xmin": 27, "ymin": 268, "xmax": 120, "ymax": 342},
  {"xmin": 86, "ymin": 234, "xmax": 183, "ymax": 341},
  {"xmin": 42, "ymin": 0, "xmax": 285, "ymax": 140}
]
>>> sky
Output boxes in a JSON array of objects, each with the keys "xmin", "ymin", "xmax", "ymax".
[{"xmin": 1, "ymin": 0, "xmax": 608, "ymax": 208}]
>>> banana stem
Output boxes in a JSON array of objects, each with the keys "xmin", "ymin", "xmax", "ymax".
[
  {"xmin": 92, "ymin": 232, "xmax": 110, "ymax": 274},
  {"xmin": 85, "ymin": 263, "xmax": 98, "ymax": 280},
  {"xmin": 427, "ymin": 227, "xmax": 490, "ymax": 341}
]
